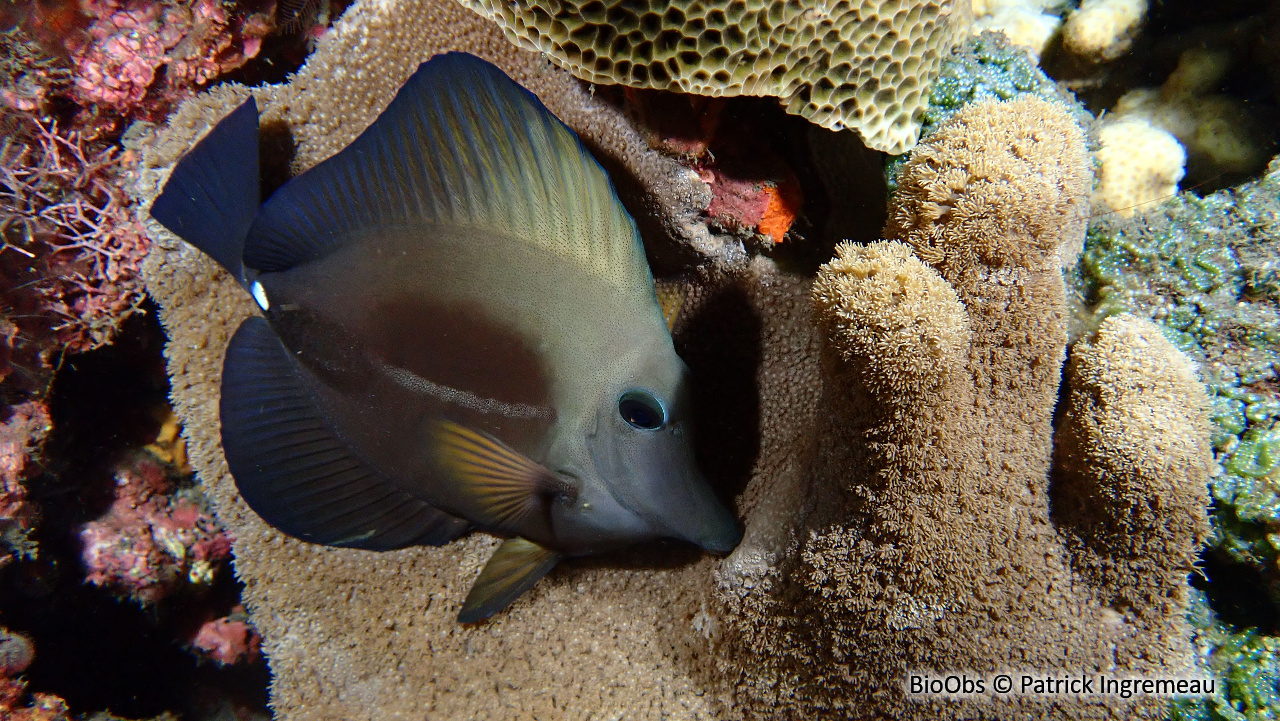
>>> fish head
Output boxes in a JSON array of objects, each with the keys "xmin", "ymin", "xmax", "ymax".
[{"xmin": 544, "ymin": 338, "xmax": 742, "ymax": 555}]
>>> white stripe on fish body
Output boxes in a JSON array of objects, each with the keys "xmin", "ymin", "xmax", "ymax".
[{"xmin": 380, "ymin": 363, "xmax": 554, "ymax": 420}]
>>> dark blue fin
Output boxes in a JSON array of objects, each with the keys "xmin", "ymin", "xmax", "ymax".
[
  {"xmin": 458, "ymin": 537, "xmax": 561, "ymax": 623},
  {"xmin": 220, "ymin": 316, "xmax": 469, "ymax": 549},
  {"xmin": 149, "ymin": 99, "xmax": 260, "ymax": 284},
  {"xmin": 242, "ymin": 53, "xmax": 653, "ymax": 297}
]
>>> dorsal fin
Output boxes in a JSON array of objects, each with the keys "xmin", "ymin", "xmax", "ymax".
[
  {"xmin": 150, "ymin": 98, "xmax": 259, "ymax": 285},
  {"xmin": 245, "ymin": 53, "xmax": 653, "ymax": 295}
]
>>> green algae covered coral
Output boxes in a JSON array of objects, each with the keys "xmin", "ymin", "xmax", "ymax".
[
  {"xmin": 920, "ymin": 30, "xmax": 1067, "ymax": 137},
  {"xmin": 1071, "ymin": 161, "xmax": 1280, "ymax": 593},
  {"xmin": 1175, "ymin": 590, "xmax": 1280, "ymax": 721}
]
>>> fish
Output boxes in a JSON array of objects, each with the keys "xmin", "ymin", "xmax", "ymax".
[{"xmin": 149, "ymin": 52, "xmax": 742, "ymax": 623}]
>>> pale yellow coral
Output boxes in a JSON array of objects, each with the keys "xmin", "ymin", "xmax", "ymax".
[
  {"xmin": 457, "ymin": 0, "xmax": 974, "ymax": 154},
  {"xmin": 887, "ymin": 95, "xmax": 1093, "ymax": 275},
  {"xmin": 971, "ymin": 0, "xmax": 1062, "ymax": 58},
  {"xmin": 1109, "ymin": 49, "xmax": 1268, "ymax": 181},
  {"xmin": 1062, "ymin": 0, "xmax": 1146, "ymax": 61},
  {"xmin": 1094, "ymin": 117, "xmax": 1185, "ymax": 217}
]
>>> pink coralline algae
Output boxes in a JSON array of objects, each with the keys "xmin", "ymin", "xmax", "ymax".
[
  {"xmin": 0, "ymin": 626, "xmax": 69, "ymax": 721},
  {"xmin": 1, "ymin": 117, "xmax": 150, "ymax": 382},
  {"xmin": 78, "ymin": 453, "xmax": 233, "ymax": 604},
  {"xmin": 698, "ymin": 167, "xmax": 802, "ymax": 243},
  {"xmin": 191, "ymin": 606, "xmax": 262, "ymax": 666},
  {"xmin": 67, "ymin": 0, "xmax": 272, "ymax": 122},
  {"xmin": 0, "ymin": 402, "xmax": 51, "ymax": 566}
]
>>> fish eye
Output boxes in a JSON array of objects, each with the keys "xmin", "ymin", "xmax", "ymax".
[{"xmin": 618, "ymin": 390, "xmax": 665, "ymax": 431}]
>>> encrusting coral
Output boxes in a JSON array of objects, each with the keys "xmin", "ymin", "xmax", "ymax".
[
  {"xmin": 457, "ymin": 0, "xmax": 974, "ymax": 154},
  {"xmin": 134, "ymin": 1, "xmax": 1215, "ymax": 715}
]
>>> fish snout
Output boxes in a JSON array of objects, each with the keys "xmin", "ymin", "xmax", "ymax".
[{"xmin": 673, "ymin": 490, "xmax": 742, "ymax": 554}]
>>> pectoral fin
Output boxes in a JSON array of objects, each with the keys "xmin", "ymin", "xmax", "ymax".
[
  {"xmin": 431, "ymin": 420, "xmax": 574, "ymax": 534},
  {"xmin": 458, "ymin": 537, "xmax": 562, "ymax": 623}
]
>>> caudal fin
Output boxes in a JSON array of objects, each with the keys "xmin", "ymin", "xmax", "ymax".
[{"xmin": 149, "ymin": 98, "xmax": 260, "ymax": 284}]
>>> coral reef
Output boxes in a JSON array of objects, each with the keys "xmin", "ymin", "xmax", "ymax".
[
  {"xmin": 135, "ymin": 0, "xmax": 1223, "ymax": 697},
  {"xmin": 1094, "ymin": 116, "xmax": 1185, "ymax": 216},
  {"xmin": 0, "ymin": 626, "xmax": 70, "ymax": 721},
  {"xmin": 1071, "ymin": 159, "xmax": 1280, "ymax": 606},
  {"xmin": 1, "ymin": 117, "xmax": 150, "ymax": 385},
  {"xmin": 1061, "ymin": 0, "xmax": 1146, "ymax": 61},
  {"xmin": 78, "ymin": 451, "xmax": 232, "ymax": 604},
  {"xmin": 0, "ymin": 402, "xmax": 50, "ymax": 567},
  {"xmin": 457, "ymin": 0, "xmax": 974, "ymax": 154},
  {"xmin": 191, "ymin": 606, "xmax": 262, "ymax": 666}
]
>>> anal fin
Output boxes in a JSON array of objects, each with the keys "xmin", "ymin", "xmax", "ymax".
[
  {"xmin": 221, "ymin": 316, "xmax": 470, "ymax": 549},
  {"xmin": 458, "ymin": 538, "xmax": 562, "ymax": 623}
]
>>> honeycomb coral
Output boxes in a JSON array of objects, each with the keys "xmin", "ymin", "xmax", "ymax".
[
  {"xmin": 1094, "ymin": 117, "xmax": 1185, "ymax": 217},
  {"xmin": 457, "ymin": 0, "xmax": 974, "ymax": 154}
]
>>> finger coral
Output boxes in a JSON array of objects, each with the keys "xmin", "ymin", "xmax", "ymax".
[
  {"xmin": 1053, "ymin": 314, "xmax": 1212, "ymax": 619},
  {"xmin": 1071, "ymin": 158, "xmax": 1280, "ymax": 612},
  {"xmin": 457, "ymin": 0, "xmax": 974, "ymax": 154},
  {"xmin": 711, "ymin": 96, "xmax": 1207, "ymax": 718}
]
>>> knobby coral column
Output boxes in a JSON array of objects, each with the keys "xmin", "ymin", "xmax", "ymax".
[{"xmin": 716, "ymin": 96, "xmax": 1210, "ymax": 719}]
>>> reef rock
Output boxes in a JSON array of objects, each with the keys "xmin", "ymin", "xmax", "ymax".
[{"xmin": 133, "ymin": 0, "xmax": 1212, "ymax": 713}]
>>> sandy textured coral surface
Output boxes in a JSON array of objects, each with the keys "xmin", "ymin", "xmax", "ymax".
[
  {"xmin": 458, "ymin": 0, "xmax": 973, "ymax": 154},
  {"xmin": 710, "ymin": 97, "xmax": 1209, "ymax": 719},
  {"xmin": 132, "ymin": 0, "xmax": 743, "ymax": 717}
]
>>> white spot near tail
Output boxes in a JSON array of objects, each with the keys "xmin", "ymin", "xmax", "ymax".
[{"xmin": 251, "ymin": 281, "xmax": 270, "ymax": 311}]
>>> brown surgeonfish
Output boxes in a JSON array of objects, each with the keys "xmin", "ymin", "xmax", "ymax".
[{"xmin": 149, "ymin": 53, "xmax": 741, "ymax": 623}]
